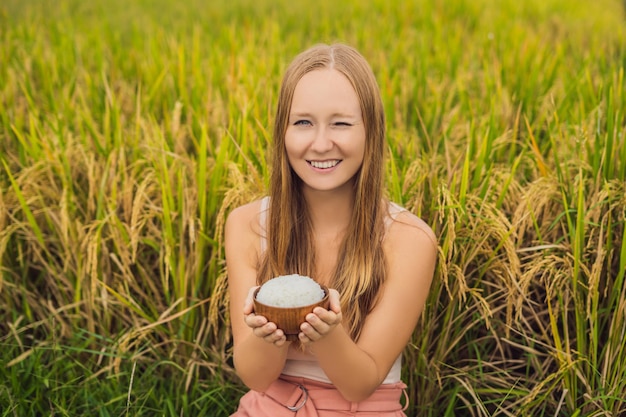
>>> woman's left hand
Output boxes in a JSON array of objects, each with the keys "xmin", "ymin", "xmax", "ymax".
[{"xmin": 298, "ymin": 288, "xmax": 342, "ymax": 345}]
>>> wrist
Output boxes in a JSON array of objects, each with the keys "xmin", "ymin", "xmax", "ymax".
[{"xmin": 309, "ymin": 323, "xmax": 347, "ymax": 355}]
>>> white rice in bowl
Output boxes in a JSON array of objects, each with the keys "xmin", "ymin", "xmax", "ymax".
[{"xmin": 256, "ymin": 274, "xmax": 325, "ymax": 308}]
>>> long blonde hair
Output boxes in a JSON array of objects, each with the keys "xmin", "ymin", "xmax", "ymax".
[{"xmin": 258, "ymin": 43, "xmax": 387, "ymax": 341}]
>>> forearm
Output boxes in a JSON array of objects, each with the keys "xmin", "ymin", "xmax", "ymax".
[
  {"xmin": 310, "ymin": 327, "xmax": 382, "ymax": 402},
  {"xmin": 233, "ymin": 335, "xmax": 290, "ymax": 392}
]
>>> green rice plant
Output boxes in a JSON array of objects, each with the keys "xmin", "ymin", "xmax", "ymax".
[{"xmin": 0, "ymin": 323, "xmax": 244, "ymax": 416}]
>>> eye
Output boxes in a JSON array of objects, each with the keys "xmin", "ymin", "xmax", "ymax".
[
  {"xmin": 333, "ymin": 121, "xmax": 352, "ymax": 127},
  {"xmin": 294, "ymin": 120, "xmax": 312, "ymax": 126}
]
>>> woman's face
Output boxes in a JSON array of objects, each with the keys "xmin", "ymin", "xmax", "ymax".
[{"xmin": 284, "ymin": 68, "xmax": 366, "ymax": 196}]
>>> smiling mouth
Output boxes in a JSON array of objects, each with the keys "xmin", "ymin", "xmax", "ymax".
[{"xmin": 307, "ymin": 160, "xmax": 341, "ymax": 169}]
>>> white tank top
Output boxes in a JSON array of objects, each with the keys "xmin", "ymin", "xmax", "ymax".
[{"xmin": 258, "ymin": 197, "xmax": 405, "ymax": 384}]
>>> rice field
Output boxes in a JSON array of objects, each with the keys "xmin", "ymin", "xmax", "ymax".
[{"xmin": 1, "ymin": 0, "xmax": 625, "ymax": 415}]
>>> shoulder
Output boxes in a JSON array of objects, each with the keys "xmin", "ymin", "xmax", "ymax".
[
  {"xmin": 385, "ymin": 203, "xmax": 438, "ymax": 251},
  {"xmin": 226, "ymin": 198, "xmax": 264, "ymax": 225},
  {"xmin": 225, "ymin": 197, "xmax": 269, "ymax": 269},
  {"xmin": 382, "ymin": 204, "xmax": 438, "ymax": 295},
  {"xmin": 225, "ymin": 198, "xmax": 267, "ymax": 244}
]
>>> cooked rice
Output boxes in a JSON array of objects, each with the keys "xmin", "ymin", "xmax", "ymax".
[{"xmin": 256, "ymin": 274, "xmax": 324, "ymax": 307}]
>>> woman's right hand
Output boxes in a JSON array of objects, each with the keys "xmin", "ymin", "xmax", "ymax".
[{"xmin": 243, "ymin": 286, "xmax": 289, "ymax": 347}]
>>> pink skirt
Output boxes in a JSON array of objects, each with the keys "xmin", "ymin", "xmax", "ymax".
[{"xmin": 230, "ymin": 375, "xmax": 408, "ymax": 416}]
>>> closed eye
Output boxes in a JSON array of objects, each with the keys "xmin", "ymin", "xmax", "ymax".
[{"xmin": 333, "ymin": 122, "xmax": 352, "ymax": 127}]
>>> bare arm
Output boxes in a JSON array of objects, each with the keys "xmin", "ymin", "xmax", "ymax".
[
  {"xmin": 299, "ymin": 212, "xmax": 437, "ymax": 401},
  {"xmin": 225, "ymin": 201, "xmax": 292, "ymax": 392}
]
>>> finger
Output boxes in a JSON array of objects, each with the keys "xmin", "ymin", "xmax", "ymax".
[
  {"xmin": 300, "ymin": 320, "xmax": 324, "ymax": 342},
  {"xmin": 328, "ymin": 289, "xmax": 341, "ymax": 314},
  {"xmin": 298, "ymin": 331, "xmax": 313, "ymax": 345},
  {"xmin": 306, "ymin": 312, "xmax": 333, "ymax": 335},
  {"xmin": 245, "ymin": 313, "xmax": 267, "ymax": 329},
  {"xmin": 264, "ymin": 329, "xmax": 286, "ymax": 345},
  {"xmin": 243, "ymin": 286, "xmax": 260, "ymax": 315},
  {"xmin": 311, "ymin": 307, "xmax": 341, "ymax": 327},
  {"xmin": 273, "ymin": 333, "xmax": 287, "ymax": 347},
  {"xmin": 253, "ymin": 321, "xmax": 277, "ymax": 338},
  {"xmin": 257, "ymin": 326, "xmax": 288, "ymax": 347}
]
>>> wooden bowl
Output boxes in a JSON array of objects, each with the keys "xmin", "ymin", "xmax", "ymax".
[{"xmin": 253, "ymin": 285, "xmax": 330, "ymax": 341}]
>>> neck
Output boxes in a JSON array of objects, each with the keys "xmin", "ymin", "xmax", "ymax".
[{"xmin": 302, "ymin": 186, "xmax": 355, "ymax": 237}]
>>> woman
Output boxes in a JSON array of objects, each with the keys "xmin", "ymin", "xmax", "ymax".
[{"xmin": 225, "ymin": 43, "xmax": 437, "ymax": 416}]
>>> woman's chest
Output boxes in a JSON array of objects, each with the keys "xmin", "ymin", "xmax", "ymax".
[{"xmin": 313, "ymin": 237, "xmax": 341, "ymax": 286}]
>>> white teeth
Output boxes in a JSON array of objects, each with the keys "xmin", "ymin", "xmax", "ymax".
[{"xmin": 309, "ymin": 160, "xmax": 339, "ymax": 169}]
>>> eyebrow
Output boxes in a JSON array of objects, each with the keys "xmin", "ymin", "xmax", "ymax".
[{"xmin": 289, "ymin": 112, "xmax": 360, "ymax": 119}]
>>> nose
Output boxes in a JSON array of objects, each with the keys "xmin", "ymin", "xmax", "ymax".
[{"xmin": 310, "ymin": 126, "xmax": 334, "ymax": 153}]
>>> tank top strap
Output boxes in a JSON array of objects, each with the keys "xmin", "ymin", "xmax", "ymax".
[
  {"xmin": 259, "ymin": 196, "xmax": 270, "ymax": 255},
  {"xmin": 385, "ymin": 201, "xmax": 407, "ymax": 230}
]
